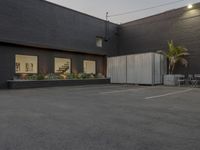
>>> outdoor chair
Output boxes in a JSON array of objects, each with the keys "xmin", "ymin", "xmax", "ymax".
[
  {"xmin": 187, "ymin": 74, "xmax": 193, "ymax": 85},
  {"xmin": 177, "ymin": 75, "xmax": 186, "ymax": 87},
  {"xmin": 193, "ymin": 74, "xmax": 200, "ymax": 87},
  {"xmin": 188, "ymin": 74, "xmax": 197, "ymax": 87},
  {"xmin": 183, "ymin": 74, "xmax": 190, "ymax": 86},
  {"xmin": 189, "ymin": 74, "xmax": 200, "ymax": 88}
]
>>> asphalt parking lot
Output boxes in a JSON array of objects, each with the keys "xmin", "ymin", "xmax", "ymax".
[{"xmin": 0, "ymin": 84, "xmax": 200, "ymax": 150}]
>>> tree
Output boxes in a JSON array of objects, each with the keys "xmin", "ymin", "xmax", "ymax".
[{"xmin": 158, "ymin": 41, "xmax": 189, "ymax": 74}]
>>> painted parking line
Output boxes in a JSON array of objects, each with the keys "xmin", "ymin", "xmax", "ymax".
[
  {"xmin": 51, "ymin": 84, "xmax": 122, "ymax": 90},
  {"xmin": 144, "ymin": 88, "xmax": 193, "ymax": 100},
  {"xmin": 63, "ymin": 84, "xmax": 140, "ymax": 91},
  {"xmin": 100, "ymin": 87, "xmax": 151, "ymax": 95},
  {"xmin": 66, "ymin": 85, "xmax": 132, "ymax": 91}
]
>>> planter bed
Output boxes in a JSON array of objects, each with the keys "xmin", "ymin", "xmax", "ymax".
[
  {"xmin": 164, "ymin": 74, "xmax": 185, "ymax": 86},
  {"xmin": 7, "ymin": 78, "xmax": 111, "ymax": 89}
]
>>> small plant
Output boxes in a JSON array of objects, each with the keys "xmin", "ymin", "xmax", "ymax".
[
  {"xmin": 66, "ymin": 73, "xmax": 74, "ymax": 79},
  {"xmin": 158, "ymin": 40, "xmax": 189, "ymax": 74},
  {"xmin": 27, "ymin": 74, "xmax": 38, "ymax": 80},
  {"xmin": 37, "ymin": 74, "xmax": 45, "ymax": 80},
  {"xmin": 89, "ymin": 73, "xmax": 95, "ymax": 79},
  {"xmin": 14, "ymin": 72, "xmax": 105, "ymax": 81},
  {"xmin": 73, "ymin": 73, "xmax": 79, "ymax": 79},
  {"xmin": 45, "ymin": 73, "xmax": 59, "ymax": 80},
  {"xmin": 77, "ymin": 73, "xmax": 87, "ymax": 79}
]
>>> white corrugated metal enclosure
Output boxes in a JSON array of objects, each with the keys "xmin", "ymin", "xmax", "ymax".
[
  {"xmin": 107, "ymin": 56, "xmax": 127, "ymax": 83},
  {"xmin": 107, "ymin": 53, "xmax": 166, "ymax": 85}
]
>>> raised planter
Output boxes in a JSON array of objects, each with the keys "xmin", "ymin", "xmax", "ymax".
[
  {"xmin": 164, "ymin": 74, "xmax": 181, "ymax": 86},
  {"xmin": 7, "ymin": 78, "xmax": 111, "ymax": 89}
]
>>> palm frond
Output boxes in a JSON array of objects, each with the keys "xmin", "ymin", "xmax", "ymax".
[
  {"xmin": 177, "ymin": 52, "xmax": 190, "ymax": 57},
  {"xmin": 165, "ymin": 40, "xmax": 190, "ymax": 74},
  {"xmin": 178, "ymin": 58, "xmax": 188, "ymax": 67},
  {"xmin": 157, "ymin": 50, "xmax": 166, "ymax": 56}
]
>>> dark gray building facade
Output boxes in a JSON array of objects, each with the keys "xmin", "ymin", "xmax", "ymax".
[
  {"xmin": 0, "ymin": 0, "xmax": 200, "ymax": 88},
  {"xmin": 119, "ymin": 3, "xmax": 200, "ymax": 74},
  {"xmin": 0, "ymin": 0, "xmax": 118, "ymax": 88}
]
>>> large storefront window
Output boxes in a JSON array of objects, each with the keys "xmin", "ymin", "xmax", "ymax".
[
  {"xmin": 83, "ymin": 60, "xmax": 96, "ymax": 74},
  {"xmin": 54, "ymin": 58, "xmax": 71, "ymax": 74},
  {"xmin": 15, "ymin": 55, "xmax": 38, "ymax": 74}
]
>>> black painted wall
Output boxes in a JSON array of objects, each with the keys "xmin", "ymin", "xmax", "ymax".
[
  {"xmin": 0, "ymin": 0, "xmax": 119, "ymax": 56},
  {"xmin": 0, "ymin": 43, "xmax": 106, "ymax": 88},
  {"xmin": 119, "ymin": 3, "xmax": 200, "ymax": 74}
]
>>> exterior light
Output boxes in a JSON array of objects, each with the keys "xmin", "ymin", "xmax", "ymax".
[{"xmin": 187, "ymin": 4, "xmax": 193, "ymax": 9}]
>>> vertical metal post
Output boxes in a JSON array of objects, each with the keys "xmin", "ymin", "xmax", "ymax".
[
  {"xmin": 105, "ymin": 12, "xmax": 109, "ymax": 41},
  {"xmin": 106, "ymin": 12, "xmax": 109, "ymax": 21}
]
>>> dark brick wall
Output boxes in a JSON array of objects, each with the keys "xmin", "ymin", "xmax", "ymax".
[
  {"xmin": 0, "ymin": 43, "xmax": 106, "ymax": 88},
  {"xmin": 119, "ymin": 3, "xmax": 200, "ymax": 74},
  {"xmin": 0, "ymin": 0, "xmax": 119, "ymax": 56}
]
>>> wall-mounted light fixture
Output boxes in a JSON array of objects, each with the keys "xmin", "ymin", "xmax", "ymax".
[{"xmin": 187, "ymin": 4, "xmax": 193, "ymax": 9}]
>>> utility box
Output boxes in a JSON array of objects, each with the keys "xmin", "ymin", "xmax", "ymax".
[{"xmin": 107, "ymin": 53, "xmax": 166, "ymax": 85}]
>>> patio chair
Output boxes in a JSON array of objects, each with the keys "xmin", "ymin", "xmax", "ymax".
[
  {"xmin": 188, "ymin": 74, "xmax": 193, "ymax": 79},
  {"xmin": 187, "ymin": 74, "xmax": 197, "ymax": 87},
  {"xmin": 185, "ymin": 74, "xmax": 193, "ymax": 86},
  {"xmin": 177, "ymin": 75, "xmax": 186, "ymax": 87},
  {"xmin": 193, "ymin": 74, "xmax": 200, "ymax": 87}
]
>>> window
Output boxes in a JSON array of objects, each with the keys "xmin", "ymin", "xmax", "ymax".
[
  {"xmin": 96, "ymin": 37, "xmax": 103, "ymax": 47},
  {"xmin": 83, "ymin": 60, "xmax": 96, "ymax": 74},
  {"xmin": 54, "ymin": 58, "xmax": 71, "ymax": 74},
  {"xmin": 15, "ymin": 55, "xmax": 38, "ymax": 74}
]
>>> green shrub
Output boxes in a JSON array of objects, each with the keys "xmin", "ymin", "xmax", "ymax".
[
  {"xmin": 73, "ymin": 73, "xmax": 79, "ymax": 79},
  {"xmin": 89, "ymin": 73, "xmax": 95, "ymax": 79},
  {"xmin": 27, "ymin": 74, "xmax": 38, "ymax": 80},
  {"xmin": 45, "ymin": 73, "xmax": 59, "ymax": 80},
  {"xmin": 78, "ymin": 73, "xmax": 88, "ymax": 79},
  {"xmin": 66, "ymin": 73, "xmax": 74, "ymax": 79},
  {"xmin": 14, "ymin": 72, "xmax": 105, "ymax": 81},
  {"xmin": 37, "ymin": 74, "xmax": 45, "ymax": 80}
]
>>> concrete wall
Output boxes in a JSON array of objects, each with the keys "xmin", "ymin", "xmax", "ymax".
[
  {"xmin": 0, "ymin": 43, "xmax": 106, "ymax": 88},
  {"xmin": 119, "ymin": 3, "xmax": 200, "ymax": 74},
  {"xmin": 0, "ymin": 0, "xmax": 119, "ymax": 56}
]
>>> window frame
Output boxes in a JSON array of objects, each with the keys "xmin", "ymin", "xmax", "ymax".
[
  {"xmin": 54, "ymin": 57, "xmax": 72, "ymax": 74},
  {"xmin": 15, "ymin": 54, "xmax": 39, "ymax": 74},
  {"xmin": 83, "ymin": 60, "xmax": 97, "ymax": 74},
  {"xmin": 96, "ymin": 37, "xmax": 103, "ymax": 48}
]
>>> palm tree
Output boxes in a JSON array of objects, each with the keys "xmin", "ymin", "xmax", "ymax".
[{"xmin": 158, "ymin": 41, "xmax": 189, "ymax": 74}]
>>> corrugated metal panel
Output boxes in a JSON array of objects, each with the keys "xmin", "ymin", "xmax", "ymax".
[
  {"xmin": 154, "ymin": 53, "xmax": 161, "ymax": 84},
  {"xmin": 127, "ymin": 53, "xmax": 153, "ymax": 84},
  {"xmin": 107, "ymin": 56, "xmax": 127, "ymax": 83},
  {"xmin": 107, "ymin": 53, "xmax": 166, "ymax": 85}
]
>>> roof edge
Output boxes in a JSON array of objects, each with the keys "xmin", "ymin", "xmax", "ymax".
[
  {"xmin": 121, "ymin": 2, "xmax": 200, "ymax": 25},
  {"xmin": 41, "ymin": 0, "xmax": 118, "ymax": 26}
]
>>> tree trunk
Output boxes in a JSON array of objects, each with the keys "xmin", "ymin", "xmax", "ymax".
[
  {"xmin": 169, "ymin": 64, "xmax": 171, "ymax": 74},
  {"xmin": 171, "ymin": 64, "xmax": 175, "ymax": 74}
]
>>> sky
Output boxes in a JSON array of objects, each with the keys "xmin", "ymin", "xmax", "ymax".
[{"xmin": 46, "ymin": 0, "xmax": 200, "ymax": 24}]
